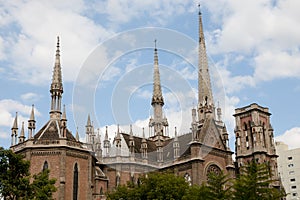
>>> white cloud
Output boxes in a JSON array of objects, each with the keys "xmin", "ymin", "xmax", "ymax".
[
  {"xmin": 94, "ymin": 0, "xmax": 196, "ymax": 26},
  {"xmin": 1, "ymin": 0, "xmax": 113, "ymax": 85},
  {"xmin": 203, "ymin": 0, "xmax": 300, "ymax": 87},
  {"xmin": 0, "ymin": 130, "xmax": 9, "ymax": 139},
  {"xmin": 20, "ymin": 92, "xmax": 42, "ymax": 102},
  {"xmin": 0, "ymin": 99, "xmax": 41, "ymax": 127},
  {"xmin": 275, "ymin": 127, "xmax": 300, "ymax": 149}
]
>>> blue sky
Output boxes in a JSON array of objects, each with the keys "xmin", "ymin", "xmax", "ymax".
[{"xmin": 0, "ymin": 0, "xmax": 300, "ymax": 150}]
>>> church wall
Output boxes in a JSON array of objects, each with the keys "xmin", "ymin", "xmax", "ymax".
[{"xmin": 65, "ymin": 151, "xmax": 91, "ymax": 200}]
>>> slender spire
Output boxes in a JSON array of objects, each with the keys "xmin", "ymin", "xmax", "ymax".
[
  {"xmin": 198, "ymin": 4, "xmax": 214, "ymax": 109},
  {"xmin": 151, "ymin": 39, "xmax": 164, "ymax": 106},
  {"xmin": 50, "ymin": 36, "xmax": 63, "ymax": 119},
  {"xmin": 87, "ymin": 114, "xmax": 91, "ymax": 126},
  {"xmin": 30, "ymin": 104, "xmax": 35, "ymax": 121},
  {"xmin": 149, "ymin": 40, "xmax": 169, "ymax": 138},
  {"xmin": 19, "ymin": 122, "xmax": 25, "ymax": 143},
  {"xmin": 12, "ymin": 112, "xmax": 18, "ymax": 129}
]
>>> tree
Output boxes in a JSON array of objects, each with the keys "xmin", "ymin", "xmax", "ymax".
[
  {"xmin": 0, "ymin": 147, "xmax": 31, "ymax": 199},
  {"xmin": 0, "ymin": 147, "xmax": 57, "ymax": 200},
  {"xmin": 183, "ymin": 171, "xmax": 232, "ymax": 200},
  {"xmin": 206, "ymin": 171, "xmax": 233, "ymax": 200},
  {"xmin": 182, "ymin": 184, "xmax": 210, "ymax": 200},
  {"xmin": 30, "ymin": 169, "xmax": 57, "ymax": 200},
  {"xmin": 107, "ymin": 172, "xmax": 189, "ymax": 200},
  {"xmin": 233, "ymin": 161, "xmax": 285, "ymax": 200}
]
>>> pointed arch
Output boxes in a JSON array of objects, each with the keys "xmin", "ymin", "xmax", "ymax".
[
  {"xmin": 73, "ymin": 163, "xmax": 79, "ymax": 200},
  {"xmin": 43, "ymin": 161, "xmax": 48, "ymax": 171}
]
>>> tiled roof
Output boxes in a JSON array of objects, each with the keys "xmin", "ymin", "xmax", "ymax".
[{"xmin": 34, "ymin": 119, "xmax": 76, "ymax": 142}]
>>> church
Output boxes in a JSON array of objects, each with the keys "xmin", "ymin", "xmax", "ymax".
[{"xmin": 9, "ymin": 7, "xmax": 280, "ymax": 200}]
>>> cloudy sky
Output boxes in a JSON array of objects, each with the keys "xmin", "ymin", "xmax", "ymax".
[{"xmin": 0, "ymin": 0, "xmax": 300, "ymax": 150}]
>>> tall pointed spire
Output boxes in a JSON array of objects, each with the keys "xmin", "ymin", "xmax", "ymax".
[
  {"xmin": 198, "ymin": 4, "xmax": 214, "ymax": 110},
  {"xmin": 151, "ymin": 39, "xmax": 164, "ymax": 106},
  {"xmin": 149, "ymin": 40, "xmax": 169, "ymax": 138},
  {"xmin": 50, "ymin": 36, "xmax": 64, "ymax": 119}
]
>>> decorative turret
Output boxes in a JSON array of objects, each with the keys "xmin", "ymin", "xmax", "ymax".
[
  {"xmin": 128, "ymin": 125, "xmax": 135, "ymax": 158},
  {"xmin": 50, "ymin": 36, "xmax": 63, "ymax": 119},
  {"xmin": 11, "ymin": 112, "xmax": 18, "ymax": 146},
  {"xmin": 19, "ymin": 122, "xmax": 25, "ymax": 143},
  {"xmin": 86, "ymin": 114, "xmax": 92, "ymax": 144},
  {"xmin": 173, "ymin": 127, "xmax": 180, "ymax": 159},
  {"xmin": 103, "ymin": 126, "xmax": 111, "ymax": 157},
  {"xmin": 197, "ymin": 4, "xmax": 215, "ymax": 122},
  {"xmin": 61, "ymin": 105, "xmax": 67, "ymax": 138},
  {"xmin": 141, "ymin": 128, "xmax": 148, "ymax": 160},
  {"xmin": 28, "ymin": 104, "xmax": 36, "ymax": 139},
  {"xmin": 115, "ymin": 125, "xmax": 121, "ymax": 157},
  {"xmin": 95, "ymin": 129, "xmax": 102, "ymax": 161},
  {"xmin": 149, "ymin": 40, "xmax": 169, "ymax": 140}
]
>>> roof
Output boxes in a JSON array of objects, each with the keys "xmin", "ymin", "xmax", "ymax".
[{"xmin": 34, "ymin": 119, "xmax": 77, "ymax": 142}]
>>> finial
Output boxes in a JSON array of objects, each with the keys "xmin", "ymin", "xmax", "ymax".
[
  {"xmin": 154, "ymin": 39, "xmax": 157, "ymax": 50},
  {"xmin": 57, "ymin": 36, "xmax": 60, "ymax": 48},
  {"xmin": 62, "ymin": 104, "xmax": 67, "ymax": 119},
  {"xmin": 76, "ymin": 127, "xmax": 79, "ymax": 141},
  {"xmin": 130, "ymin": 124, "xmax": 133, "ymax": 135},
  {"xmin": 198, "ymin": 3, "xmax": 201, "ymax": 15},
  {"xmin": 175, "ymin": 126, "xmax": 177, "ymax": 137},
  {"xmin": 12, "ymin": 112, "xmax": 18, "ymax": 129},
  {"xmin": 20, "ymin": 122, "xmax": 25, "ymax": 136}
]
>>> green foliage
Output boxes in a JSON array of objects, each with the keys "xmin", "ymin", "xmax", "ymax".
[
  {"xmin": 107, "ymin": 161, "xmax": 286, "ymax": 200},
  {"xmin": 30, "ymin": 169, "xmax": 57, "ymax": 200},
  {"xmin": 182, "ymin": 184, "xmax": 210, "ymax": 200},
  {"xmin": 206, "ymin": 171, "xmax": 232, "ymax": 200},
  {"xmin": 183, "ymin": 171, "xmax": 232, "ymax": 200},
  {"xmin": 0, "ymin": 147, "xmax": 31, "ymax": 199},
  {"xmin": 107, "ymin": 172, "xmax": 189, "ymax": 200},
  {"xmin": 233, "ymin": 161, "xmax": 285, "ymax": 200},
  {"xmin": 0, "ymin": 147, "xmax": 57, "ymax": 200}
]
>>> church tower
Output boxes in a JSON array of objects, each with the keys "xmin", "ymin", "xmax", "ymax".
[
  {"xmin": 234, "ymin": 103, "xmax": 279, "ymax": 185},
  {"xmin": 149, "ymin": 40, "xmax": 169, "ymax": 141}
]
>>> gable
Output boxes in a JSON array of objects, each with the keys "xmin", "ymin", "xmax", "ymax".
[{"xmin": 199, "ymin": 118, "xmax": 226, "ymax": 151}]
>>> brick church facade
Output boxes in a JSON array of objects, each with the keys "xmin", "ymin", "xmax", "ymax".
[{"xmin": 10, "ymin": 7, "xmax": 280, "ymax": 200}]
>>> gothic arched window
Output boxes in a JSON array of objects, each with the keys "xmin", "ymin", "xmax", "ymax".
[
  {"xmin": 100, "ymin": 187, "xmax": 103, "ymax": 195},
  {"xmin": 73, "ymin": 163, "xmax": 79, "ymax": 200},
  {"xmin": 43, "ymin": 161, "xmax": 48, "ymax": 171}
]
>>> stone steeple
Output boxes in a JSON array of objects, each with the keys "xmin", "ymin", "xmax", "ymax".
[
  {"xmin": 197, "ymin": 4, "xmax": 214, "ymax": 121},
  {"xmin": 50, "ymin": 36, "xmax": 63, "ymax": 119},
  {"xmin": 149, "ymin": 40, "xmax": 169, "ymax": 139}
]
